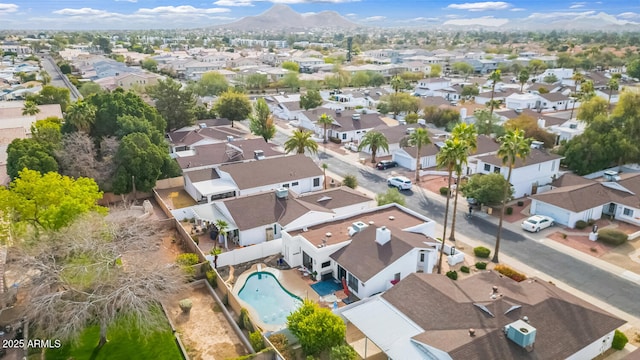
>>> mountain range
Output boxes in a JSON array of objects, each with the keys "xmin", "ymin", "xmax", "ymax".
[{"xmin": 215, "ymin": 5, "xmax": 361, "ymax": 32}]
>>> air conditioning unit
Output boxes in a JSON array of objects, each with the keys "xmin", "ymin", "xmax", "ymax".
[
  {"xmin": 254, "ymin": 150, "xmax": 265, "ymax": 160},
  {"xmin": 504, "ymin": 320, "xmax": 536, "ymax": 349},
  {"xmin": 352, "ymin": 113, "xmax": 361, "ymax": 120},
  {"xmin": 275, "ymin": 188, "xmax": 289, "ymax": 199}
]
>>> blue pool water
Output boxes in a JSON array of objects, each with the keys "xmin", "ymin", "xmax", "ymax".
[
  {"xmin": 238, "ymin": 272, "xmax": 302, "ymax": 326},
  {"xmin": 310, "ymin": 279, "xmax": 342, "ymax": 297}
]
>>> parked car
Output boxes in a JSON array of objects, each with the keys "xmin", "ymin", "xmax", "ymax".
[
  {"xmin": 387, "ymin": 176, "xmax": 412, "ymax": 190},
  {"xmin": 521, "ymin": 215, "xmax": 555, "ymax": 233},
  {"xmin": 343, "ymin": 142, "xmax": 358, "ymax": 152},
  {"xmin": 376, "ymin": 160, "xmax": 398, "ymax": 170}
]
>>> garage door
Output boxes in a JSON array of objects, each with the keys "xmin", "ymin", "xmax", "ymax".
[
  {"xmin": 532, "ymin": 200, "xmax": 571, "ymax": 226},
  {"xmin": 393, "ymin": 151, "xmax": 414, "ymax": 170}
]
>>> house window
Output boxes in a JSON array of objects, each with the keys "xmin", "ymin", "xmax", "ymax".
[
  {"xmin": 322, "ymin": 261, "xmax": 331, "ymax": 268},
  {"xmin": 420, "ymin": 253, "xmax": 425, "ymax": 262},
  {"xmin": 484, "ymin": 163, "xmax": 491, "ymax": 172},
  {"xmin": 493, "ymin": 166, "xmax": 501, "ymax": 174},
  {"xmin": 342, "ymin": 133, "xmax": 347, "ymax": 140},
  {"xmin": 394, "ymin": 273, "xmax": 401, "ymax": 281},
  {"xmin": 273, "ymin": 224, "xmax": 277, "ymax": 235},
  {"xmin": 313, "ymin": 177, "xmax": 320, "ymax": 187},
  {"xmin": 283, "ymin": 183, "xmax": 290, "ymax": 188},
  {"xmin": 347, "ymin": 273, "xmax": 359, "ymax": 292},
  {"xmin": 624, "ymin": 208, "xmax": 634, "ymax": 217},
  {"xmin": 292, "ymin": 181, "xmax": 299, "ymax": 186}
]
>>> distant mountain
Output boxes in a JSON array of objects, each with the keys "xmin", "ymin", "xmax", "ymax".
[{"xmin": 215, "ymin": 4, "xmax": 361, "ymax": 31}]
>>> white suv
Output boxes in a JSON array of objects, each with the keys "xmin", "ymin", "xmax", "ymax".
[{"xmin": 387, "ymin": 176, "xmax": 412, "ymax": 190}]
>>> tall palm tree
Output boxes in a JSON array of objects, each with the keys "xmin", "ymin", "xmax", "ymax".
[
  {"xmin": 488, "ymin": 70, "xmax": 502, "ymax": 116},
  {"xmin": 321, "ymin": 163, "xmax": 329, "ymax": 189},
  {"xmin": 449, "ymin": 123, "xmax": 477, "ymax": 242},
  {"xmin": 22, "ymin": 100, "xmax": 40, "ymax": 116},
  {"xmin": 518, "ymin": 69, "xmax": 529, "ymax": 92},
  {"xmin": 358, "ymin": 131, "xmax": 389, "ymax": 163},
  {"xmin": 215, "ymin": 219, "xmax": 229, "ymax": 249},
  {"xmin": 402, "ymin": 128, "xmax": 431, "ymax": 182},
  {"xmin": 607, "ymin": 74, "xmax": 621, "ymax": 108},
  {"xmin": 493, "ymin": 129, "xmax": 532, "ymax": 263},
  {"xmin": 65, "ymin": 101, "xmax": 96, "ymax": 133},
  {"xmin": 435, "ymin": 138, "xmax": 467, "ymax": 274},
  {"xmin": 317, "ymin": 113, "xmax": 334, "ymax": 144},
  {"xmin": 284, "ymin": 129, "xmax": 318, "ymax": 155},
  {"xmin": 569, "ymin": 72, "xmax": 585, "ymax": 120},
  {"xmin": 390, "ymin": 75, "xmax": 405, "ymax": 93}
]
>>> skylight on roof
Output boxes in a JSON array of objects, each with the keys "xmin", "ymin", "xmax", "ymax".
[
  {"xmin": 317, "ymin": 196, "xmax": 332, "ymax": 202},
  {"xmin": 473, "ymin": 303, "xmax": 495, "ymax": 318},
  {"xmin": 504, "ymin": 305, "xmax": 522, "ymax": 315}
]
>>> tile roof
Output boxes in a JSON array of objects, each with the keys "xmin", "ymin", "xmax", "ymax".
[
  {"xmin": 330, "ymin": 225, "xmax": 436, "ymax": 282},
  {"xmin": 176, "ymin": 138, "xmax": 284, "ymax": 170},
  {"xmin": 381, "ymin": 271, "xmax": 625, "ymax": 360},
  {"xmin": 476, "ymin": 148, "xmax": 563, "ymax": 169},
  {"xmin": 220, "ymin": 154, "xmax": 323, "ymax": 190}
]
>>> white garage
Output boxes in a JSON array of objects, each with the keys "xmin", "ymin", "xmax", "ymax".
[
  {"xmin": 530, "ymin": 199, "xmax": 571, "ymax": 226},
  {"xmin": 392, "ymin": 150, "xmax": 416, "ymax": 170}
]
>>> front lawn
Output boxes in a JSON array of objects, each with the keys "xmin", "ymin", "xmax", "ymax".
[{"xmin": 45, "ymin": 318, "xmax": 182, "ymax": 360}]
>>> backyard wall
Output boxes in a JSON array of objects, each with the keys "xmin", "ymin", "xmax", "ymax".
[
  {"xmin": 155, "ymin": 177, "xmax": 185, "ymax": 190},
  {"xmin": 210, "ymin": 239, "xmax": 283, "ymax": 267}
]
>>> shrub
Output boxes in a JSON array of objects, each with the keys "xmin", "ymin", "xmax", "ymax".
[
  {"xmin": 446, "ymin": 270, "xmax": 458, "ymax": 280},
  {"xmin": 517, "ymin": 200, "xmax": 524, "ymax": 206},
  {"xmin": 342, "ymin": 175, "xmax": 358, "ymax": 189},
  {"xmin": 330, "ymin": 344, "xmax": 358, "ymax": 360},
  {"xmin": 329, "ymin": 137, "xmax": 342, "ymax": 144},
  {"xmin": 494, "ymin": 264, "xmax": 527, "ymax": 282},
  {"xmin": 206, "ymin": 270, "xmax": 218, "ymax": 288},
  {"xmin": 176, "ymin": 253, "xmax": 200, "ymax": 276},
  {"xmin": 612, "ymin": 330, "xmax": 628, "ymax": 350},
  {"xmin": 575, "ymin": 220, "xmax": 588, "ymax": 229},
  {"xmin": 460, "ymin": 266, "xmax": 470, "ymax": 273},
  {"xmin": 474, "ymin": 246, "xmax": 491, "ymax": 258},
  {"xmin": 239, "ymin": 308, "xmax": 254, "ymax": 331},
  {"xmin": 598, "ymin": 229, "xmax": 628, "ymax": 245},
  {"xmin": 439, "ymin": 186, "xmax": 450, "ymax": 196},
  {"xmin": 587, "ymin": 218, "xmax": 596, "ymax": 226},
  {"xmin": 249, "ymin": 331, "xmax": 265, "ymax": 352},
  {"xmin": 476, "ymin": 262, "xmax": 487, "ymax": 270},
  {"xmin": 268, "ymin": 333, "xmax": 291, "ymax": 359},
  {"xmin": 506, "ymin": 206, "xmax": 513, "ymax": 215},
  {"xmin": 179, "ymin": 299, "xmax": 192, "ymax": 313}
]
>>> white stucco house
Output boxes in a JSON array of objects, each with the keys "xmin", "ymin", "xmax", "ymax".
[
  {"xmin": 504, "ymin": 92, "xmax": 541, "ymax": 110},
  {"xmin": 413, "ymin": 78, "xmax": 451, "ymax": 97},
  {"xmin": 474, "ymin": 148, "xmax": 564, "ymax": 198}
]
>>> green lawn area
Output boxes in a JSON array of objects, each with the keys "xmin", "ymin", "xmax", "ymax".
[{"xmin": 46, "ymin": 319, "xmax": 183, "ymax": 360}]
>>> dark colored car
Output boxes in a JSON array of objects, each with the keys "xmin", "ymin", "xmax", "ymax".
[{"xmin": 376, "ymin": 160, "xmax": 398, "ymax": 170}]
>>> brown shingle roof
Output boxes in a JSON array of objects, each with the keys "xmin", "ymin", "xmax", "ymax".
[
  {"xmin": 476, "ymin": 148, "xmax": 563, "ymax": 169},
  {"xmin": 550, "ymin": 173, "xmax": 594, "ymax": 188},
  {"xmin": 185, "ymin": 168, "xmax": 220, "ymax": 183},
  {"xmin": 295, "ymin": 187, "xmax": 372, "ymax": 211},
  {"xmin": 176, "ymin": 138, "xmax": 284, "ymax": 170},
  {"xmin": 302, "ymin": 109, "xmax": 385, "ymax": 132},
  {"xmin": 220, "ymin": 154, "xmax": 323, "ymax": 190},
  {"xmin": 382, "ymin": 271, "xmax": 625, "ymax": 360},
  {"xmin": 474, "ymin": 135, "xmax": 500, "ymax": 156},
  {"xmin": 539, "ymin": 92, "xmax": 570, "ymax": 102}
]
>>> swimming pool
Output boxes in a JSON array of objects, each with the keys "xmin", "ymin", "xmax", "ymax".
[{"xmin": 238, "ymin": 272, "xmax": 302, "ymax": 326}]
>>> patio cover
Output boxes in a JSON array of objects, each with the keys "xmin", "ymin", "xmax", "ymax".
[{"xmin": 192, "ymin": 179, "xmax": 237, "ymax": 198}]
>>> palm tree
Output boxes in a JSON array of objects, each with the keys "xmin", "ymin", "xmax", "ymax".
[
  {"xmin": 402, "ymin": 128, "xmax": 431, "ymax": 182},
  {"xmin": 357, "ymin": 131, "xmax": 389, "ymax": 163},
  {"xmin": 321, "ymin": 163, "xmax": 329, "ymax": 189},
  {"xmin": 65, "ymin": 101, "xmax": 96, "ymax": 133},
  {"xmin": 284, "ymin": 129, "xmax": 318, "ymax": 155},
  {"xmin": 215, "ymin": 219, "xmax": 229, "ymax": 249},
  {"xmin": 435, "ymin": 138, "xmax": 467, "ymax": 274},
  {"xmin": 488, "ymin": 70, "xmax": 502, "ymax": 116},
  {"xmin": 569, "ymin": 72, "xmax": 585, "ymax": 120},
  {"xmin": 448, "ymin": 123, "xmax": 477, "ymax": 242},
  {"xmin": 493, "ymin": 129, "xmax": 532, "ymax": 263},
  {"xmin": 22, "ymin": 100, "xmax": 40, "ymax": 116},
  {"xmin": 317, "ymin": 113, "xmax": 334, "ymax": 144},
  {"xmin": 518, "ymin": 69, "xmax": 529, "ymax": 92},
  {"xmin": 390, "ymin": 75, "xmax": 405, "ymax": 93},
  {"xmin": 607, "ymin": 74, "xmax": 621, "ymax": 108}
]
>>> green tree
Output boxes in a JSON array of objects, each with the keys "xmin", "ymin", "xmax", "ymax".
[
  {"xmin": 342, "ymin": 174, "xmax": 357, "ymax": 189},
  {"xmin": 65, "ymin": 100, "xmax": 96, "ymax": 133},
  {"xmin": 78, "ymin": 82, "xmax": 104, "ymax": 98},
  {"xmin": 367, "ymin": 72, "xmax": 385, "ymax": 86},
  {"xmin": 245, "ymin": 73, "xmax": 269, "ymax": 90},
  {"xmin": 543, "ymin": 73, "xmax": 558, "ymax": 84},
  {"xmin": 383, "ymin": 92, "xmax": 420, "ymax": 118},
  {"xmin": 518, "ymin": 69, "xmax": 530, "ymax": 92},
  {"xmin": 31, "ymin": 117, "xmax": 63, "ymax": 147},
  {"xmin": 141, "ymin": 58, "xmax": 158, "ymax": 72},
  {"xmin": 448, "ymin": 123, "xmax": 477, "ymax": 242},
  {"xmin": 461, "ymin": 173, "xmax": 512, "ymax": 206},
  {"xmin": 300, "ymin": 89, "xmax": 323, "ymax": 110},
  {"xmin": 493, "ymin": 129, "xmax": 532, "ymax": 263},
  {"xmin": 147, "ymin": 78, "xmax": 196, "ymax": 131},
  {"xmin": 422, "ymin": 106, "xmax": 460, "ymax": 128},
  {"xmin": 452, "ymin": 62, "xmax": 474, "ymax": 80},
  {"xmin": 287, "ymin": 300, "xmax": 346, "ymax": 356},
  {"xmin": 249, "ymin": 98, "xmax": 276, "ymax": 142},
  {"xmin": 376, "ymin": 188, "xmax": 406, "ymax": 206},
  {"xmin": 330, "ymin": 344, "xmax": 358, "ymax": 360},
  {"xmin": 281, "ymin": 61, "xmax": 300, "ymax": 72},
  {"xmin": 280, "ymin": 72, "xmax": 300, "ymax": 92},
  {"xmin": 527, "ymin": 59, "xmax": 546, "ymax": 76},
  {"xmin": 195, "ymin": 71, "xmax": 229, "ymax": 96},
  {"xmin": 284, "ymin": 129, "xmax": 318, "ymax": 155},
  {"xmin": 487, "ymin": 70, "xmax": 501, "ymax": 116},
  {"xmin": 577, "ymin": 96, "xmax": 608, "ymax": 124},
  {"xmin": 435, "ymin": 138, "xmax": 467, "ymax": 273},
  {"xmin": 504, "ymin": 115, "xmax": 556, "ymax": 148},
  {"xmin": 627, "ymin": 59, "xmax": 640, "ymax": 79},
  {"xmin": 569, "ymin": 72, "xmax": 585, "ymax": 120},
  {"xmin": 351, "ymin": 72, "xmax": 370, "ymax": 87},
  {"xmin": 22, "ymin": 100, "xmax": 40, "ymax": 116},
  {"xmin": 606, "ymin": 74, "xmax": 621, "ymax": 107},
  {"xmin": 461, "ymin": 84, "xmax": 479, "ymax": 99},
  {"xmin": 0, "ymin": 169, "xmax": 106, "ymax": 231},
  {"xmin": 317, "ymin": 113, "xmax": 335, "ymax": 144},
  {"xmin": 474, "ymin": 109, "xmax": 502, "ymax": 136},
  {"xmin": 6, "ymin": 138, "xmax": 58, "ymax": 180},
  {"xmin": 357, "ymin": 131, "xmax": 389, "ymax": 163},
  {"xmin": 28, "ymin": 85, "xmax": 70, "ymax": 111},
  {"xmin": 402, "ymin": 128, "xmax": 431, "ymax": 182},
  {"xmin": 213, "ymin": 90, "xmax": 252, "ymax": 128},
  {"xmin": 430, "ymin": 64, "xmax": 442, "ymax": 77},
  {"xmin": 390, "ymin": 76, "xmax": 405, "ymax": 93}
]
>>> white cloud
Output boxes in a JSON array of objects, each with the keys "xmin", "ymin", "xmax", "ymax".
[
  {"xmin": 301, "ymin": 12, "xmax": 316, "ymax": 16},
  {"xmin": 618, "ymin": 12, "xmax": 640, "ymax": 19},
  {"xmin": 406, "ymin": 17, "xmax": 439, "ymax": 22},
  {"xmin": 444, "ymin": 16, "xmax": 509, "ymax": 26},
  {"xmin": 569, "ymin": 2, "xmax": 586, "ymax": 9},
  {"xmin": 0, "ymin": 3, "xmax": 19, "ymax": 15},
  {"xmin": 269, "ymin": 0, "xmax": 360, "ymax": 3},
  {"xmin": 137, "ymin": 6, "xmax": 230, "ymax": 15},
  {"xmin": 345, "ymin": 13, "xmax": 357, "ymax": 17},
  {"xmin": 362, "ymin": 15, "xmax": 385, "ymax": 22},
  {"xmin": 510, "ymin": 8, "xmax": 525, "ymax": 11},
  {"xmin": 445, "ymin": 14, "xmax": 461, "ymax": 18},
  {"xmin": 527, "ymin": 10, "xmax": 595, "ymax": 20},
  {"xmin": 447, "ymin": 2, "xmax": 511, "ymax": 12},
  {"xmin": 53, "ymin": 8, "xmax": 112, "ymax": 16},
  {"xmin": 114, "ymin": 0, "xmax": 138, "ymax": 3},
  {"xmin": 213, "ymin": 0, "xmax": 254, "ymax": 6}
]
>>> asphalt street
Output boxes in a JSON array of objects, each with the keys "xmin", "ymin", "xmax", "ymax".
[{"xmin": 41, "ymin": 55, "xmax": 81, "ymax": 101}]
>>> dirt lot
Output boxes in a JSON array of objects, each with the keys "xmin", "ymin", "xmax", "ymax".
[{"xmin": 167, "ymin": 286, "xmax": 248, "ymax": 360}]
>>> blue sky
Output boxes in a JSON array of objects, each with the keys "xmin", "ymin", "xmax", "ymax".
[{"xmin": 1, "ymin": 1, "xmax": 639, "ymax": 30}]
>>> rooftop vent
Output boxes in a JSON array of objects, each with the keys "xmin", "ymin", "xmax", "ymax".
[
  {"xmin": 254, "ymin": 150, "xmax": 265, "ymax": 160},
  {"xmin": 603, "ymin": 170, "xmax": 621, "ymax": 182},
  {"xmin": 531, "ymin": 140, "xmax": 544, "ymax": 149},
  {"xmin": 504, "ymin": 320, "xmax": 536, "ymax": 350},
  {"xmin": 199, "ymin": 123, "xmax": 207, "ymax": 129},
  {"xmin": 352, "ymin": 113, "xmax": 361, "ymax": 121},
  {"xmin": 469, "ymin": 328, "xmax": 476, "ymax": 337},
  {"xmin": 348, "ymin": 221, "xmax": 368, "ymax": 237},
  {"xmin": 375, "ymin": 226, "xmax": 391, "ymax": 245},
  {"xmin": 275, "ymin": 188, "xmax": 289, "ymax": 199},
  {"xmin": 227, "ymin": 135, "xmax": 234, "ymax": 142},
  {"xmin": 389, "ymin": 216, "xmax": 395, "ymax": 220}
]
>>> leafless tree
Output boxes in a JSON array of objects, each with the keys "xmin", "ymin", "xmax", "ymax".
[
  {"xmin": 56, "ymin": 133, "xmax": 120, "ymax": 190},
  {"xmin": 8, "ymin": 214, "xmax": 187, "ymax": 350}
]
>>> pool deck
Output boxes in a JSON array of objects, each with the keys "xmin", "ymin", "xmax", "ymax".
[{"xmin": 233, "ymin": 264, "xmax": 321, "ymax": 332}]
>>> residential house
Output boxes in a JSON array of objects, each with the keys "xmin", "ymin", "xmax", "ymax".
[
  {"xmin": 538, "ymin": 92, "xmax": 573, "ymax": 111},
  {"xmin": 282, "ymin": 204, "xmax": 447, "ymax": 297},
  {"xmin": 300, "ymin": 109, "xmax": 386, "ymax": 144},
  {"xmin": 475, "ymin": 148, "xmax": 563, "ymax": 198},
  {"xmin": 414, "ymin": 78, "xmax": 451, "ymax": 97},
  {"xmin": 340, "ymin": 271, "xmax": 624, "ymax": 360},
  {"xmin": 530, "ymin": 172, "xmax": 640, "ymax": 228},
  {"xmin": 475, "ymin": 88, "xmax": 519, "ymax": 106},
  {"xmin": 176, "ymin": 137, "xmax": 283, "ymax": 172},
  {"xmin": 504, "ymin": 92, "xmax": 541, "ymax": 111},
  {"xmin": 464, "ymin": 58, "xmax": 499, "ymax": 74},
  {"xmin": 167, "ymin": 119, "xmax": 248, "ymax": 156}
]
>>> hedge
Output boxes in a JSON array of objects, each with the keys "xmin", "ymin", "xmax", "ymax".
[
  {"xmin": 446, "ymin": 270, "xmax": 458, "ymax": 280},
  {"xmin": 439, "ymin": 187, "xmax": 450, "ymax": 196},
  {"xmin": 575, "ymin": 220, "xmax": 588, "ymax": 229},
  {"xmin": 506, "ymin": 206, "xmax": 513, "ymax": 215},
  {"xmin": 460, "ymin": 266, "xmax": 470, "ymax": 273},
  {"xmin": 494, "ymin": 264, "xmax": 527, "ymax": 282},
  {"xmin": 476, "ymin": 262, "xmax": 487, "ymax": 270},
  {"xmin": 598, "ymin": 229, "xmax": 628, "ymax": 245},
  {"xmin": 474, "ymin": 246, "xmax": 491, "ymax": 258},
  {"xmin": 612, "ymin": 330, "xmax": 628, "ymax": 350}
]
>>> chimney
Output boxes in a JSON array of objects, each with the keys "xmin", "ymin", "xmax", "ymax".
[{"xmin": 375, "ymin": 226, "xmax": 391, "ymax": 245}]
